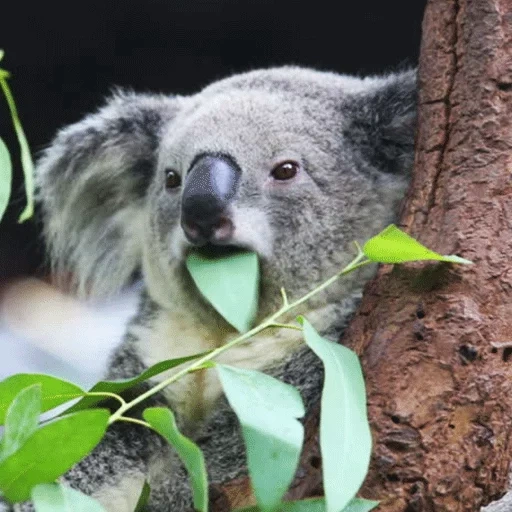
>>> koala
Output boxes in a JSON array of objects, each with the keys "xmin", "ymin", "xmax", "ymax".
[{"xmin": 5, "ymin": 66, "xmax": 417, "ymax": 511}]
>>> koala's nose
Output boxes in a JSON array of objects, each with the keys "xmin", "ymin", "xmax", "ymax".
[{"xmin": 181, "ymin": 154, "xmax": 240, "ymax": 246}]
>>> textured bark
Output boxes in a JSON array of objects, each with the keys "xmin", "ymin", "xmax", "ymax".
[
  {"xmin": 350, "ymin": 0, "xmax": 512, "ymax": 509},
  {"xmin": 214, "ymin": 0, "xmax": 512, "ymax": 510}
]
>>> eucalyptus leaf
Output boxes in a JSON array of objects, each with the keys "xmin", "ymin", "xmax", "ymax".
[
  {"xmin": 217, "ymin": 364, "xmax": 305, "ymax": 512},
  {"xmin": 363, "ymin": 224, "xmax": 472, "ymax": 264},
  {"xmin": 301, "ymin": 318, "xmax": 371, "ymax": 512},
  {"xmin": 32, "ymin": 482, "xmax": 106, "ymax": 512},
  {"xmin": 0, "ymin": 374, "xmax": 84, "ymax": 425},
  {"xmin": 143, "ymin": 407, "xmax": 208, "ymax": 512},
  {"xmin": 341, "ymin": 498, "xmax": 379, "ymax": 512},
  {"xmin": 0, "ymin": 78, "xmax": 34, "ymax": 222},
  {"xmin": 0, "ymin": 137, "xmax": 12, "ymax": 222},
  {"xmin": 134, "ymin": 480, "xmax": 151, "ymax": 512},
  {"xmin": 186, "ymin": 251, "xmax": 260, "ymax": 332},
  {"xmin": 0, "ymin": 384, "xmax": 41, "ymax": 461},
  {"xmin": 66, "ymin": 352, "xmax": 208, "ymax": 413},
  {"xmin": 235, "ymin": 497, "xmax": 379, "ymax": 512},
  {"xmin": 0, "ymin": 409, "xmax": 109, "ymax": 502}
]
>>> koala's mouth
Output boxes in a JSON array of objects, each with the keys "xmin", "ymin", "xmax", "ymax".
[{"xmin": 191, "ymin": 243, "xmax": 249, "ymax": 259}]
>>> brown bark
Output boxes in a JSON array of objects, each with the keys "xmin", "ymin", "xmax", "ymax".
[
  {"xmin": 214, "ymin": 0, "xmax": 512, "ymax": 510},
  {"xmin": 350, "ymin": 0, "xmax": 512, "ymax": 509}
]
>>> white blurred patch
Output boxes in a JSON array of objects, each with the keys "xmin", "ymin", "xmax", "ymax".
[{"xmin": 0, "ymin": 278, "xmax": 139, "ymax": 388}]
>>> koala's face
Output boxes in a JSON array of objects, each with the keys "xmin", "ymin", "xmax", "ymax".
[
  {"xmin": 36, "ymin": 67, "xmax": 416, "ymax": 314},
  {"xmin": 140, "ymin": 72, "xmax": 416, "ymax": 313}
]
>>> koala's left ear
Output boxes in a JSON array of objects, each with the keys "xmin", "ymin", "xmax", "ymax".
[
  {"xmin": 345, "ymin": 69, "xmax": 417, "ymax": 175},
  {"xmin": 36, "ymin": 91, "xmax": 182, "ymax": 298}
]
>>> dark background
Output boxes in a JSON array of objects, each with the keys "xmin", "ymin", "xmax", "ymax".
[{"xmin": 0, "ymin": 0, "xmax": 426, "ymax": 278}]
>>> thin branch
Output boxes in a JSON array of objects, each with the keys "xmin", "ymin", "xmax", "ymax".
[
  {"xmin": 269, "ymin": 323, "xmax": 303, "ymax": 331},
  {"xmin": 86, "ymin": 391, "xmax": 126, "ymax": 407},
  {"xmin": 117, "ymin": 416, "xmax": 152, "ymax": 428},
  {"xmin": 108, "ymin": 250, "xmax": 374, "ymax": 425},
  {"xmin": 280, "ymin": 287, "xmax": 289, "ymax": 307}
]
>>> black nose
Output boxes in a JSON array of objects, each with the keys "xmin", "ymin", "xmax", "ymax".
[{"xmin": 181, "ymin": 154, "xmax": 240, "ymax": 246}]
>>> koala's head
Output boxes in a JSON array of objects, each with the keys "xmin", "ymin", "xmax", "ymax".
[{"xmin": 36, "ymin": 67, "xmax": 416, "ymax": 316}]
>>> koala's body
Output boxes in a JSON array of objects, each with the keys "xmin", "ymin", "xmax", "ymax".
[{"xmin": 10, "ymin": 67, "xmax": 417, "ymax": 511}]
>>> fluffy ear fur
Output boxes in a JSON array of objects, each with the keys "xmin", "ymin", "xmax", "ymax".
[
  {"xmin": 344, "ymin": 69, "xmax": 417, "ymax": 175},
  {"xmin": 36, "ymin": 91, "xmax": 181, "ymax": 298}
]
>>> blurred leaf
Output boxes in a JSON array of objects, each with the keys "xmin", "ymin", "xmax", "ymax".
[
  {"xmin": 235, "ymin": 497, "xmax": 379, "ymax": 512},
  {"xmin": 341, "ymin": 499, "xmax": 379, "ymax": 512},
  {"xmin": 0, "ymin": 409, "xmax": 109, "ymax": 502},
  {"xmin": 0, "ymin": 384, "xmax": 41, "ymax": 461},
  {"xmin": 186, "ymin": 251, "xmax": 260, "ymax": 333},
  {"xmin": 301, "ymin": 319, "xmax": 371, "ymax": 512},
  {"xmin": 0, "ymin": 50, "xmax": 4, "ymax": 61},
  {"xmin": 217, "ymin": 364, "xmax": 304, "ymax": 512},
  {"xmin": 143, "ymin": 407, "xmax": 207, "ymax": 512},
  {"xmin": 0, "ymin": 137, "xmax": 12, "ymax": 222},
  {"xmin": 0, "ymin": 78, "xmax": 34, "ymax": 222},
  {"xmin": 66, "ymin": 352, "xmax": 208, "ymax": 413},
  {"xmin": 0, "ymin": 375, "xmax": 84, "ymax": 425},
  {"xmin": 32, "ymin": 482, "xmax": 106, "ymax": 512},
  {"xmin": 363, "ymin": 224, "xmax": 472, "ymax": 265},
  {"xmin": 133, "ymin": 480, "xmax": 151, "ymax": 512}
]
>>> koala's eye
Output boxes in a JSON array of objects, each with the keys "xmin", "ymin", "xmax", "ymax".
[
  {"xmin": 271, "ymin": 161, "xmax": 299, "ymax": 181},
  {"xmin": 165, "ymin": 169, "xmax": 181, "ymax": 190}
]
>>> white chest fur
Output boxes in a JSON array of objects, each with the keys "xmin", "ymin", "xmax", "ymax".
[{"xmin": 133, "ymin": 302, "xmax": 338, "ymax": 425}]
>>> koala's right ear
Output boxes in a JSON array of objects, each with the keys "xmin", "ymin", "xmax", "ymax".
[
  {"xmin": 36, "ymin": 91, "xmax": 182, "ymax": 298},
  {"xmin": 345, "ymin": 69, "xmax": 418, "ymax": 176}
]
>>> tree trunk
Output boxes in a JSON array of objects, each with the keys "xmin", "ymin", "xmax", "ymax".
[
  {"xmin": 349, "ymin": 0, "xmax": 512, "ymax": 509},
  {"xmin": 214, "ymin": 0, "xmax": 512, "ymax": 510}
]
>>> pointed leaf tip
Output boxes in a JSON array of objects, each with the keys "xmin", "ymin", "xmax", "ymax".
[
  {"xmin": 302, "ymin": 319, "xmax": 371, "ymax": 512},
  {"xmin": 363, "ymin": 224, "xmax": 472, "ymax": 265},
  {"xmin": 186, "ymin": 251, "xmax": 260, "ymax": 332},
  {"xmin": 217, "ymin": 364, "xmax": 305, "ymax": 512},
  {"xmin": 143, "ymin": 407, "xmax": 208, "ymax": 512}
]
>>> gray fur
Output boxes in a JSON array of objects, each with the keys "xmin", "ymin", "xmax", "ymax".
[{"xmin": 6, "ymin": 66, "xmax": 417, "ymax": 511}]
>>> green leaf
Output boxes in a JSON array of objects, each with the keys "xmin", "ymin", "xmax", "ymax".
[
  {"xmin": 341, "ymin": 499, "xmax": 379, "ymax": 512},
  {"xmin": 0, "ymin": 137, "xmax": 12, "ymax": 222},
  {"xmin": 143, "ymin": 407, "xmax": 208, "ymax": 512},
  {"xmin": 235, "ymin": 497, "xmax": 379, "ymax": 512},
  {"xmin": 66, "ymin": 352, "xmax": 208, "ymax": 413},
  {"xmin": 0, "ymin": 77, "xmax": 34, "ymax": 222},
  {"xmin": 186, "ymin": 251, "xmax": 260, "ymax": 333},
  {"xmin": 133, "ymin": 480, "xmax": 151, "ymax": 512},
  {"xmin": 32, "ymin": 482, "xmax": 106, "ymax": 512},
  {"xmin": 0, "ymin": 50, "xmax": 4, "ymax": 62},
  {"xmin": 301, "ymin": 318, "xmax": 371, "ymax": 512},
  {"xmin": 0, "ymin": 384, "xmax": 41, "ymax": 461},
  {"xmin": 0, "ymin": 409, "xmax": 109, "ymax": 502},
  {"xmin": 217, "ymin": 364, "xmax": 305, "ymax": 512},
  {"xmin": 363, "ymin": 224, "xmax": 472, "ymax": 265},
  {"xmin": 0, "ymin": 374, "xmax": 84, "ymax": 425}
]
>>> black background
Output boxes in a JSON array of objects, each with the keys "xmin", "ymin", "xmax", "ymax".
[{"xmin": 0, "ymin": 0, "xmax": 426, "ymax": 277}]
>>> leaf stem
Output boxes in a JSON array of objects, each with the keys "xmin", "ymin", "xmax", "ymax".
[
  {"xmin": 117, "ymin": 416, "xmax": 152, "ymax": 428},
  {"xmin": 85, "ymin": 391, "xmax": 126, "ymax": 407},
  {"xmin": 280, "ymin": 287, "xmax": 289, "ymax": 307},
  {"xmin": 108, "ymin": 249, "xmax": 372, "ymax": 425},
  {"xmin": 268, "ymin": 323, "xmax": 303, "ymax": 331}
]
